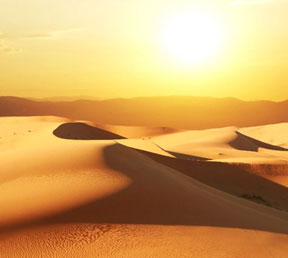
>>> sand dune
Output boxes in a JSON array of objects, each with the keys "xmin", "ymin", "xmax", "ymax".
[
  {"xmin": 53, "ymin": 122, "xmax": 125, "ymax": 140},
  {"xmin": 151, "ymin": 125, "xmax": 288, "ymax": 189},
  {"xmin": 142, "ymin": 151, "xmax": 288, "ymax": 211},
  {"xmin": 152, "ymin": 126, "xmax": 288, "ymax": 161},
  {"xmin": 240, "ymin": 123, "xmax": 288, "ymax": 148},
  {"xmin": 1, "ymin": 117, "xmax": 288, "ymax": 258},
  {"xmin": 91, "ymin": 124, "xmax": 181, "ymax": 138}
]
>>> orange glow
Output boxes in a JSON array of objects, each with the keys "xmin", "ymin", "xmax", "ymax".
[{"xmin": 0, "ymin": 0, "xmax": 287, "ymax": 100}]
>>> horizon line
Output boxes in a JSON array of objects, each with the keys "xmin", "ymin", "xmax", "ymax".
[{"xmin": 0, "ymin": 95, "xmax": 287, "ymax": 103}]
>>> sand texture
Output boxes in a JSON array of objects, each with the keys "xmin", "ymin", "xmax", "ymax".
[{"xmin": 1, "ymin": 117, "xmax": 288, "ymax": 258}]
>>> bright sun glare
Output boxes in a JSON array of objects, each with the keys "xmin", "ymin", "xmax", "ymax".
[{"xmin": 162, "ymin": 11, "xmax": 224, "ymax": 65}]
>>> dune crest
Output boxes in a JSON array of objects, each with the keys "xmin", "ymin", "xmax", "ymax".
[
  {"xmin": 53, "ymin": 122, "xmax": 125, "ymax": 140},
  {"xmin": 1, "ymin": 116, "xmax": 288, "ymax": 258}
]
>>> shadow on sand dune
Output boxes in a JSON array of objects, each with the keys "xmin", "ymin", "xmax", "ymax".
[
  {"xmin": 4, "ymin": 143, "xmax": 287, "ymax": 234},
  {"xmin": 139, "ymin": 149, "xmax": 288, "ymax": 211},
  {"xmin": 152, "ymin": 142, "xmax": 211, "ymax": 161},
  {"xmin": 167, "ymin": 151, "xmax": 211, "ymax": 161},
  {"xmin": 230, "ymin": 131, "xmax": 288, "ymax": 152},
  {"xmin": 1, "ymin": 144, "xmax": 288, "ymax": 235},
  {"xmin": 53, "ymin": 122, "xmax": 125, "ymax": 140}
]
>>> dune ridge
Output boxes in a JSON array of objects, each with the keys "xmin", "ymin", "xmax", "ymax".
[
  {"xmin": 53, "ymin": 122, "xmax": 125, "ymax": 140},
  {"xmin": 1, "ymin": 116, "xmax": 288, "ymax": 258}
]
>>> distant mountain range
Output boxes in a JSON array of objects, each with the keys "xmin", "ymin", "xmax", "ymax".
[{"xmin": 0, "ymin": 96, "xmax": 287, "ymax": 129}]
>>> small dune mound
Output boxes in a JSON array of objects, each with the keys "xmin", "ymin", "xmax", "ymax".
[{"xmin": 53, "ymin": 122, "xmax": 125, "ymax": 140}]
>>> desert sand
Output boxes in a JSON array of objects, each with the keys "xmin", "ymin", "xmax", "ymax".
[{"xmin": 1, "ymin": 116, "xmax": 288, "ymax": 258}]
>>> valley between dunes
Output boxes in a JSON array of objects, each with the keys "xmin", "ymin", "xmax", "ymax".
[{"xmin": 1, "ymin": 116, "xmax": 288, "ymax": 258}]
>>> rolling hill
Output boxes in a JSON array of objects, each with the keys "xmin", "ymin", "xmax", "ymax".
[{"xmin": 0, "ymin": 96, "xmax": 287, "ymax": 129}]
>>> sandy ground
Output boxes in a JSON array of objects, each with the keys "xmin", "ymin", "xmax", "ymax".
[{"xmin": 0, "ymin": 116, "xmax": 288, "ymax": 258}]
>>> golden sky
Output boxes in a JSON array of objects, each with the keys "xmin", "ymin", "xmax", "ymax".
[{"xmin": 0, "ymin": 0, "xmax": 287, "ymax": 100}]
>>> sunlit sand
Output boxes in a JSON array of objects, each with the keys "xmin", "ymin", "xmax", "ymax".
[
  {"xmin": 1, "ymin": 0, "xmax": 287, "ymax": 256},
  {"xmin": 1, "ymin": 116, "xmax": 288, "ymax": 258}
]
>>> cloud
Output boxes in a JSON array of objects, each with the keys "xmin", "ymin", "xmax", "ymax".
[
  {"xmin": 19, "ymin": 28, "xmax": 83, "ymax": 40},
  {"xmin": 0, "ymin": 27, "xmax": 83, "ymax": 53},
  {"xmin": 0, "ymin": 44, "xmax": 21, "ymax": 53},
  {"xmin": 0, "ymin": 27, "xmax": 83, "ymax": 41},
  {"xmin": 0, "ymin": 37, "xmax": 21, "ymax": 54},
  {"xmin": 21, "ymin": 33, "xmax": 54, "ymax": 39}
]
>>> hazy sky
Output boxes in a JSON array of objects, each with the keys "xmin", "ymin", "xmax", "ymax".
[{"xmin": 0, "ymin": 0, "xmax": 287, "ymax": 100}]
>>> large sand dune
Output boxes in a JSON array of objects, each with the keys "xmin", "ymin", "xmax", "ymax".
[{"xmin": 1, "ymin": 117, "xmax": 288, "ymax": 257}]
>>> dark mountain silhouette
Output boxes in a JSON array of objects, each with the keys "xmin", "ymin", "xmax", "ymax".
[{"xmin": 0, "ymin": 96, "xmax": 287, "ymax": 129}]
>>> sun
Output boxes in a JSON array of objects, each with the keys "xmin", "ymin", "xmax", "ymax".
[{"xmin": 161, "ymin": 11, "xmax": 224, "ymax": 65}]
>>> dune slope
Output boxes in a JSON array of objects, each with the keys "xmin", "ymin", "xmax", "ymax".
[{"xmin": 1, "ymin": 117, "xmax": 288, "ymax": 258}]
